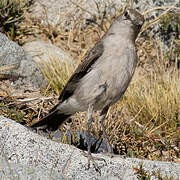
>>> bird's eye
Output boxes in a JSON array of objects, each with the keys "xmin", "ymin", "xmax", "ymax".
[{"xmin": 124, "ymin": 10, "xmax": 131, "ymax": 20}]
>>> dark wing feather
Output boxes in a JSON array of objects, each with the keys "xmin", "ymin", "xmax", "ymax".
[{"xmin": 59, "ymin": 41, "xmax": 104, "ymax": 102}]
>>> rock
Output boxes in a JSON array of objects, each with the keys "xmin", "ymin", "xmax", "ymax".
[
  {"xmin": 16, "ymin": 54, "xmax": 47, "ymax": 89},
  {"xmin": 0, "ymin": 156, "xmax": 63, "ymax": 180},
  {"xmin": 31, "ymin": 0, "xmax": 179, "ymax": 26},
  {"xmin": 31, "ymin": 0, "xmax": 73, "ymax": 27},
  {"xmin": 0, "ymin": 32, "xmax": 46, "ymax": 89},
  {"xmin": 0, "ymin": 32, "xmax": 24, "ymax": 72},
  {"xmin": 23, "ymin": 40, "xmax": 75, "ymax": 65},
  {"xmin": 0, "ymin": 116, "xmax": 180, "ymax": 179},
  {"xmin": 31, "ymin": 0, "xmax": 122, "ymax": 28},
  {"xmin": 0, "ymin": 33, "xmax": 75, "ymax": 90}
]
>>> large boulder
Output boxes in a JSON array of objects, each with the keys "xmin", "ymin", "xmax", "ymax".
[
  {"xmin": 0, "ymin": 33, "xmax": 46, "ymax": 89},
  {"xmin": 0, "ymin": 116, "xmax": 180, "ymax": 179},
  {"xmin": 23, "ymin": 40, "xmax": 75, "ymax": 65},
  {"xmin": 0, "ymin": 33, "xmax": 75, "ymax": 89}
]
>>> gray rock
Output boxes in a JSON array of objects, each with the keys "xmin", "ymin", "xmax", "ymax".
[
  {"xmin": 31, "ymin": 0, "xmax": 73, "ymax": 27},
  {"xmin": 0, "ymin": 32, "xmax": 24, "ymax": 71},
  {"xmin": 0, "ymin": 155, "xmax": 63, "ymax": 180},
  {"xmin": 31, "ymin": 0, "xmax": 123, "ymax": 28},
  {"xmin": 16, "ymin": 55, "xmax": 47, "ymax": 89},
  {"xmin": 134, "ymin": 0, "xmax": 179, "ymax": 11},
  {"xmin": 0, "ymin": 116, "xmax": 180, "ymax": 180},
  {"xmin": 0, "ymin": 32, "xmax": 46, "ymax": 89},
  {"xmin": 0, "ymin": 34, "xmax": 75, "ymax": 89}
]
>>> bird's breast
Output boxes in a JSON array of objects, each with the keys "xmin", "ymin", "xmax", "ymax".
[{"xmin": 73, "ymin": 39, "xmax": 137, "ymax": 110}]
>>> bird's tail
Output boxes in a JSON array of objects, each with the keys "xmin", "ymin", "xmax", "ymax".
[{"xmin": 30, "ymin": 107, "xmax": 71, "ymax": 131}]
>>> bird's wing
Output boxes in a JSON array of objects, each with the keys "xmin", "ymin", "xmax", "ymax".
[{"xmin": 59, "ymin": 41, "xmax": 104, "ymax": 102}]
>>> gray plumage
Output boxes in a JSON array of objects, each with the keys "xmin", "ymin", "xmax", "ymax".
[{"xmin": 31, "ymin": 8, "xmax": 144, "ymax": 168}]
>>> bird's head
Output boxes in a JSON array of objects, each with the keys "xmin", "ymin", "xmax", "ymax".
[
  {"xmin": 117, "ymin": 8, "xmax": 144, "ymax": 34},
  {"xmin": 123, "ymin": 8, "xmax": 144, "ymax": 31},
  {"xmin": 110, "ymin": 8, "xmax": 144, "ymax": 41}
]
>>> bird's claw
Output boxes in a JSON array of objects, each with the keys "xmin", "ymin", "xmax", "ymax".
[{"xmin": 81, "ymin": 151, "xmax": 107, "ymax": 174}]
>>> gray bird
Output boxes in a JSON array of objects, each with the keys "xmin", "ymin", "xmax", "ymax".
[{"xmin": 31, "ymin": 8, "xmax": 144, "ymax": 169}]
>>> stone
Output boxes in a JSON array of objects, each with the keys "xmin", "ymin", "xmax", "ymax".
[
  {"xmin": 0, "ymin": 32, "xmax": 46, "ymax": 89},
  {"xmin": 23, "ymin": 40, "xmax": 75, "ymax": 65},
  {"xmin": 0, "ymin": 116, "xmax": 180, "ymax": 179},
  {"xmin": 0, "ymin": 33, "xmax": 75, "ymax": 89}
]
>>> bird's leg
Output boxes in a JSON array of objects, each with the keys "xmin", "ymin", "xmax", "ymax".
[
  {"xmin": 86, "ymin": 104, "xmax": 93, "ymax": 166},
  {"xmin": 84, "ymin": 104, "xmax": 106, "ymax": 172},
  {"xmin": 99, "ymin": 106, "xmax": 113, "ymax": 155}
]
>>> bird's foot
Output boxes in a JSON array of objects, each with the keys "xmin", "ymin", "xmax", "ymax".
[{"xmin": 81, "ymin": 151, "xmax": 107, "ymax": 174}]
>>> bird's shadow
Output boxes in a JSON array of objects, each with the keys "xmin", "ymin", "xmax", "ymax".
[{"xmin": 28, "ymin": 127, "xmax": 120, "ymax": 154}]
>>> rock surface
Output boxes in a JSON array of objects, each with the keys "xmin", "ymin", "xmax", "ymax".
[
  {"xmin": 23, "ymin": 40, "xmax": 75, "ymax": 65},
  {"xmin": 0, "ymin": 116, "xmax": 180, "ymax": 180},
  {"xmin": 31, "ymin": 0, "xmax": 179, "ymax": 26},
  {"xmin": 0, "ymin": 32, "xmax": 24, "ymax": 72},
  {"xmin": 0, "ymin": 33, "xmax": 75, "ymax": 89},
  {"xmin": 0, "ymin": 156, "xmax": 63, "ymax": 180},
  {"xmin": 0, "ymin": 32, "xmax": 46, "ymax": 89}
]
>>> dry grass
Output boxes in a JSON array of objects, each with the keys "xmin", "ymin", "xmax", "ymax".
[
  {"xmin": 37, "ymin": 57, "xmax": 75, "ymax": 94},
  {"xmin": 106, "ymin": 66, "xmax": 180, "ymax": 160},
  {"xmin": 124, "ymin": 67, "xmax": 180, "ymax": 136}
]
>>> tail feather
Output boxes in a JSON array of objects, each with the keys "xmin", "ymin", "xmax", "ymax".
[{"xmin": 31, "ymin": 110, "xmax": 71, "ymax": 131}]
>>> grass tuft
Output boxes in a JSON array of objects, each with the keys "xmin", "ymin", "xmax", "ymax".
[
  {"xmin": 0, "ymin": 0, "xmax": 33, "ymax": 41},
  {"xmin": 37, "ymin": 56, "xmax": 75, "ymax": 94}
]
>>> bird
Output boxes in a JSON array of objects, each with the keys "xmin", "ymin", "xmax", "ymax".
[{"xmin": 31, "ymin": 8, "xmax": 144, "ymax": 170}]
